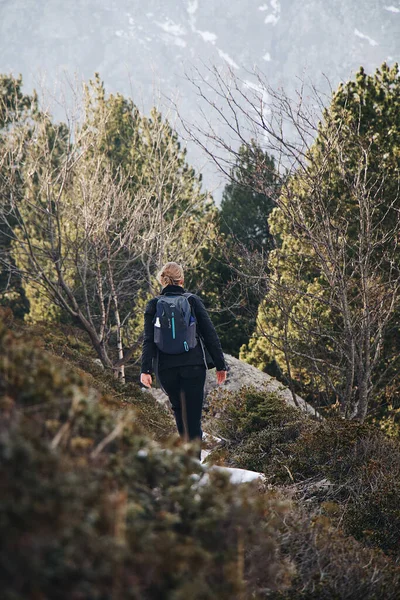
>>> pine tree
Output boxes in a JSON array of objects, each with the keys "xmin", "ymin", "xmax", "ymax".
[
  {"xmin": 220, "ymin": 141, "xmax": 276, "ymax": 252},
  {"xmin": 0, "ymin": 74, "xmax": 37, "ymax": 318},
  {"xmin": 190, "ymin": 142, "xmax": 277, "ymax": 356},
  {"xmin": 243, "ymin": 63, "xmax": 400, "ymax": 419}
]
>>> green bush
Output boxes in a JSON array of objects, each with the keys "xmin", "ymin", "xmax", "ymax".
[
  {"xmin": 282, "ymin": 421, "xmax": 400, "ymax": 555},
  {"xmin": 206, "ymin": 386, "xmax": 303, "ymax": 439},
  {"xmin": 339, "ymin": 436, "xmax": 400, "ymax": 555},
  {"xmin": 205, "ymin": 386, "xmax": 307, "ymax": 472},
  {"xmin": 1, "ymin": 319, "xmax": 176, "ymax": 442},
  {"xmin": 282, "ymin": 419, "xmax": 376, "ymax": 482},
  {"xmin": 207, "ymin": 387, "xmax": 400, "ymax": 559},
  {"xmin": 0, "ymin": 322, "xmax": 295, "ymax": 599},
  {"xmin": 0, "ymin": 424, "xmax": 297, "ymax": 599}
]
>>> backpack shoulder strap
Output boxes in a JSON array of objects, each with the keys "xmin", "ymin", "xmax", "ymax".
[{"xmin": 183, "ymin": 293, "xmax": 197, "ymax": 319}]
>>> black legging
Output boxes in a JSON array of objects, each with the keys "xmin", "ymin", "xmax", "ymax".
[{"xmin": 158, "ymin": 365, "xmax": 206, "ymax": 449}]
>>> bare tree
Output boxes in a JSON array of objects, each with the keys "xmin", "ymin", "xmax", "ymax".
[
  {"xmin": 181, "ymin": 64, "xmax": 400, "ymax": 420},
  {"xmin": 0, "ymin": 85, "xmax": 213, "ymax": 378}
]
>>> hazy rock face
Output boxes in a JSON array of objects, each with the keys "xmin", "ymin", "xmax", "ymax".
[{"xmin": 0, "ymin": 1, "xmax": 398, "ymax": 195}]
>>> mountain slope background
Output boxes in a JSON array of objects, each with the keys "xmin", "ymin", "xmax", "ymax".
[{"xmin": 1, "ymin": 0, "xmax": 399, "ymax": 196}]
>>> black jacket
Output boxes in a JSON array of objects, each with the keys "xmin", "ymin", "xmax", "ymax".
[{"xmin": 141, "ymin": 285, "xmax": 227, "ymax": 374}]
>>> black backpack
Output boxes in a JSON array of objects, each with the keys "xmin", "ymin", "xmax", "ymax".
[{"xmin": 154, "ymin": 293, "xmax": 198, "ymax": 354}]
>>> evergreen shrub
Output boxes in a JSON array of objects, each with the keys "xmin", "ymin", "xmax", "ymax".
[
  {"xmin": 2, "ymin": 322, "xmax": 400, "ymax": 598},
  {"xmin": 283, "ymin": 420, "xmax": 400, "ymax": 555},
  {"xmin": 207, "ymin": 387, "xmax": 400, "ymax": 558},
  {"xmin": 8, "ymin": 318, "xmax": 176, "ymax": 442},
  {"xmin": 0, "ymin": 322, "xmax": 295, "ymax": 599},
  {"xmin": 270, "ymin": 507, "xmax": 400, "ymax": 600},
  {"xmin": 204, "ymin": 386, "xmax": 309, "ymax": 472}
]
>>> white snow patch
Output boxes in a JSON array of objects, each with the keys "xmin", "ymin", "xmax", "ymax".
[
  {"xmin": 146, "ymin": 12, "xmax": 154, "ymax": 17},
  {"xmin": 262, "ymin": 0, "xmax": 281, "ymax": 26},
  {"xmin": 354, "ymin": 28, "xmax": 379, "ymax": 46},
  {"xmin": 200, "ymin": 466, "xmax": 264, "ymax": 485},
  {"xmin": 115, "ymin": 30, "xmax": 124, "ymax": 37},
  {"xmin": 198, "ymin": 30, "xmax": 217, "ymax": 43},
  {"xmin": 200, "ymin": 448, "xmax": 211, "ymax": 462},
  {"xmin": 156, "ymin": 20, "xmax": 186, "ymax": 37},
  {"xmin": 187, "ymin": 0, "xmax": 198, "ymax": 15},
  {"xmin": 263, "ymin": 52, "xmax": 272, "ymax": 61},
  {"xmin": 217, "ymin": 49, "xmax": 239, "ymax": 69},
  {"xmin": 216, "ymin": 466, "xmax": 264, "ymax": 484},
  {"xmin": 384, "ymin": 5, "xmax": 400, "ymax": 12},
  {"xmin": 173, "ymin": 37, "xmax": 187, "ymax": 48},
  {"xmin": 265, "ymin": 14, "xmax": 279, "ymax": 25}
]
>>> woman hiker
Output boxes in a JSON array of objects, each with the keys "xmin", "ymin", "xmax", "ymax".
[{"xmin": 140, "ymin": 262, "xmax": 227, "ymax": 458}]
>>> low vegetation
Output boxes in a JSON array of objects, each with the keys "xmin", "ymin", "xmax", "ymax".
[
  {"xmin": 2, "ymin": 318, "xmax": 400, "ymax": 598},
  {"xmin": 0, "ymin": 319, "xmax": 294, "ymax": 599},
  {"xmin": 206, "ymin": 386, "xmax": 400, "ymax": 560}
]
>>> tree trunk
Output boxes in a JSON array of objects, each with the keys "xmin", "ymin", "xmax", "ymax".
[
  {"xmin": 356, "ymin": 375, "xmax": 369, "ymax": 422},
  {"xmin": 107, "ymin": 252, "xmax": 125, "ymax": 383}
]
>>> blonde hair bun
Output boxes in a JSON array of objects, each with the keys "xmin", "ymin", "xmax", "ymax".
[{"xmin": 157, "ymin": 262, "xmax": 184, "ymax": 288}]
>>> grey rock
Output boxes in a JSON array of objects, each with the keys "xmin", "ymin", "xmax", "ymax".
[
  {"xmin": 206, "ymin": 354, "xmax": 319, "ymax": 417},
  {"xmin": 144, "ymin": 353, "xmax": 319, "ymax": 418},
  {"xmin": 141, "ymin": 386, "xmax": 170, "ymax": 408},
  {"xmin": 92, "ymin": 358, "xmax": 105, "ymax": 370}
]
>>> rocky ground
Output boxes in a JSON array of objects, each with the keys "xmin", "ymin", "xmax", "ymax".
[{"xmin": 143, "ymin": 353, "xmax": 319, "ymax": 478}]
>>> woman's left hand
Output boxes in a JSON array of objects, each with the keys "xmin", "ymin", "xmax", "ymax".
[
  {"xmin": 140, "ymin": 373, "xmax": 152, "ymax": 388},
  {"xmin": 216, "ymin": 370, "xmax": 227, "ymax": 385}
]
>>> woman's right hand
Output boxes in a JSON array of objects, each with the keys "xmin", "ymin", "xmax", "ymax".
[{"xmin": 140, "ymin": 373, "xmax": 152, "ymax": 388}]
